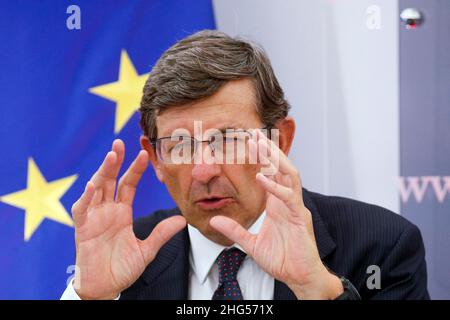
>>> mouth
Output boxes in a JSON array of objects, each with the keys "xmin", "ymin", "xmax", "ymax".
[{"xmin": 195, "ymin": 196, "xmax": 235, "ymax": 210}]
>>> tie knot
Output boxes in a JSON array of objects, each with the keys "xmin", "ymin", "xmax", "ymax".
[{"xmin": 216, "ymin": 248, "xmax": 246, "ymax": 284}]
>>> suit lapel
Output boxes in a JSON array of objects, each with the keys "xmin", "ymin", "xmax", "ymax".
[
  {"xmin": 139, "ymin": 224, "xmax": 191, "ymax": 299},
  {"xmin": 303, "ymin": 189, "xmax": 337, "ymax": 260},
  {"xmin": 274, "ymin": 189, "xmax": 336, "ymax": 300},
  {"xmin": 137, "ymin": 188, "xmax": 336, "ymax": 300}
]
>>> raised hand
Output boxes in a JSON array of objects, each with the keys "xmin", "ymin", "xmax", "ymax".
[
  {"xmin": 71, "ymin": 139, "xmax": 186, "ymax": 299},
  {"xmin": 209, "ymin": 130, "xmax": 343, "ymax": 299}
]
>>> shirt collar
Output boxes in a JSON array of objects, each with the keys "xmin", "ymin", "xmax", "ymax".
[{"xmin": 187, "ymin": 211, "xmax": 266, "ymax": 284}]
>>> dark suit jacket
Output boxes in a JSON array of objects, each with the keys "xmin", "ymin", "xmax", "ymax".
[{"xmin": 120, "ymin": 189, "xmax": 429, "ymax": 300}]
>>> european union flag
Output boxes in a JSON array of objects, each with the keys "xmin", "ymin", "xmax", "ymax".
[{"xmin": 0, "ymin": 0, "xmax": 215, "ymax": 299}]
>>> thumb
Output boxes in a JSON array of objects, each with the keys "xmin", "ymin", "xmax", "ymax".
[
  {"xmin": 209, "ymin": 216, "xmax": 256, "ymax": 257},
  {"xmin": 139, "ymin": 215, "xmax": 187, "ymax": 265}
]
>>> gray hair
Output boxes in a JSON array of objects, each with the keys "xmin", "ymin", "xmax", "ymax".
[{"xmin": 139, "ymin": 30, "xmax": 290, "ymax": 139}]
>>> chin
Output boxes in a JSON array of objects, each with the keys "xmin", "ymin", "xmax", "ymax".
[
  {"xmin": 205, "ymin": 229, "xmax": 235, "ymax": 246},
  {"xmin": 184, "ymin": 204, "xmax": 253, "ymax": 245},
  {"xmin": 189, "ymin": 214, "xmax": 235, "ymax": 246}
]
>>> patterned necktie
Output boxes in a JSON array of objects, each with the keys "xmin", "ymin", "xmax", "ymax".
[{"xmin": 212, "ymin": 248, "xmax": 247, "ymax": 300}]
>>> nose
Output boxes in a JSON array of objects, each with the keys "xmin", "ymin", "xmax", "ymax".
[
  {"xmin": 191, "ymin": 162, "xmax": 222, "ymax": 184},
  {"xmin": 191, "ymin": 142, "xmax": 222, "ymax": 184}
]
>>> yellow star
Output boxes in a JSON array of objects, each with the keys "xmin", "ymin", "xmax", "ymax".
[
  {"xmin": 89, "ymin": 50, "xmax": 149, "ymax": 134},
  {"xmin": 0, "ymin": 158, "xmax": 77, "ymax": 241}
]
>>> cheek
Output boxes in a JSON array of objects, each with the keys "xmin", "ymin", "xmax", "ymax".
[
  {"xmin": 162, "ymin": 165, "xmax": 192, "ymax": 202},
  {"xmin": 225, "ymin": 164, "xmax": 262, "ymax": 197},
  {"xmin": 225, "ymin": 165, "xmax": 267, "ymax": 219}
]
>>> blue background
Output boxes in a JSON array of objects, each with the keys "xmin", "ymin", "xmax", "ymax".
[{"xmin": 0, "ymin": 0, "xmax": 215, "ymax": 299}]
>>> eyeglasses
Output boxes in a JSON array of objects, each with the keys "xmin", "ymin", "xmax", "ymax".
[{"xmin": 151, "ymin": 126, "xmax": 271, "ymax": 164}]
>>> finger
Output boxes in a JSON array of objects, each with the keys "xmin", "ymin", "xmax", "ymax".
[
  {"xmin": 254, "ymin": 130, "xmax": 282, "ymax": 173},
  {"xmin": 256, "ymin": 140, "xmax": 270, "ymax": 165},
  {"xmin": 89, "ymin": 187, "xmax": 103, "ymax": 208},
  {"xmin": 248, "ymin": 136, "xmax": 258, "ymax": 165},
  {"xmin": 139, "ymin": 215, "xmax": 187, "ymax": 265},
  {"xmin": 90, "ymin": 151, "xmax": 118, "ymax": 202},
  {"xmin": 256, "ymin": 131, "xmax": 302, "ymax": 191},
  {"xmin": 71, "ymin": 181, "xmax": 95, "ymax": 227},
  {"xmin": 261, "ymin": 162, "xmax": 279, "ymax": 177},
  {"xmin": 256, "ymin": 173, "xmax": 301, "ymax": 213},
  {"xmin": 248, "ymin": 138, "xmax": 269, "ymax": 165},
  {"xmin": 257, "ymin": 137, "xmax": 295, "ymax": 177},
  {"xmin": 256, "ymin": 172, "xmax": 292, "ymax": 201},
  {"xmin": 209, "ymin": 216, "xmax": 256, "ymax": 257},
  {"xmin": 256, "ymin": 143, "xmax": 280, "ymax": 176},
  {"xmin": 111, "ymin": 139, "xmax": 125, "ymax": 181},
  {"xmin": 102, "ymin": 139, "xmax": 126, "ymax": 202},
  {"xmin": 116, "ymin": 150, "xmax": 149, "ymax": 205}
]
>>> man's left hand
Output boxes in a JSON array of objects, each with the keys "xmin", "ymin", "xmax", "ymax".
[{"xmin": 210, "ymin": 129, "xmax": 343, "ymax": 300}]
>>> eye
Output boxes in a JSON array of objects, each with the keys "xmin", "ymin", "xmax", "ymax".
[
  {"xmin": 224, "ymin": 136, "xmax": 239, "ymax": 143},
  {"xmin": 179, "ymin": 140, "xmax": 193, "ymax": 148},
  {"xmin": 224, "ymin": 132, "xmax": 249, "ymax": 143},
  {"xmin": 166, "ymin": 137, "xmax": 192, "ymax": 152}
]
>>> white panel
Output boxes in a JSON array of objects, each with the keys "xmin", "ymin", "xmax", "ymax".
[{"xmin": 213, "ymin": 0, "xmax": 399, "ymax": 213}]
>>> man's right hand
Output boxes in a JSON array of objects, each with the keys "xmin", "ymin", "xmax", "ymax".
[{"xmin": 71, "ymin": 139, "xmax": 186, "ymax": 300}]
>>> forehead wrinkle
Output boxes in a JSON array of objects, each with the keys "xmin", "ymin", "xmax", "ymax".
[
  {"xmin": 156, "ymin": 103, "xmax": 258, "ymax": 136},
  {"xmin": 158, "ymin": 102, "xmax": 255, "ymax": 118}
]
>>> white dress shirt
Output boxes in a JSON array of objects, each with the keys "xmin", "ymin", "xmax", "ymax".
[
  {"xmin": 188, "ymin": 212, "xmax": 274, "ymax": 299},
  {"xmin": 61, "ymin": 212, "xmax": 274, "ymax": 300}
]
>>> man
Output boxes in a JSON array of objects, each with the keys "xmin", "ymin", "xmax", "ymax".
[{"xmin": 61, "ymin": 30, "xmax": 429, "ymax": 300}]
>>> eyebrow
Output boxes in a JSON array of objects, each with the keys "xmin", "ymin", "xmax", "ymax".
[
  {"xmin": 215, "ymin": 123, "xmax": 249, "ymax": 132},
  {"xmin": 157, "ymin": 122, "xmax": 251, "ymax": 139}
]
